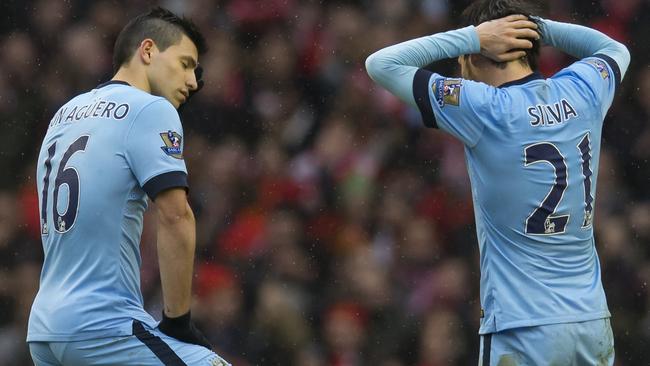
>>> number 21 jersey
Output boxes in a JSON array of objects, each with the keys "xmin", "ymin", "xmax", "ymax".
[{"xmin": 412, "ymin": 55, "xmax": 624, "ymax": 334}]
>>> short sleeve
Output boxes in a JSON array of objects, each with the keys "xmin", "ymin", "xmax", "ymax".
[
  {"xmin": 553, "ymin": 55, "xmax": 619, "ymax": 118},
  {"xmin": 413, "ymin": 69, "xmax": 504, "ymax": 147},
  {"xmin": 125, "ymin": 99, "xmax": 188, "ymax": 200}
]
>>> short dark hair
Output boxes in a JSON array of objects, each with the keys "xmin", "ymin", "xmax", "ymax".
[
  {"xmin": 460, "ymin": 0, "xmax": 543, "ymax": 70},
  {"xmin": 112, "ymin": 7, "xmax": 207, "ymax": 73}
]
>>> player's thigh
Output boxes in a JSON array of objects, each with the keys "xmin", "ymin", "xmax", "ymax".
[
  {"xmin": 575, "ymin": 318, "xmax": 614, "ymax": 365},
  {"xmin": 479, "ymin": 328, "xmax": 571, "ymax": 366},
  {"xmin": 52, "ymin": 321, "xmax": 230, "ymax": 366},
  {"xmin": 478, "ymin": 319, "xmax": 614, "ymax": 366},
  {"xmin": 29, "ymin": 342, "xmax": 62, "ymax": 366}
]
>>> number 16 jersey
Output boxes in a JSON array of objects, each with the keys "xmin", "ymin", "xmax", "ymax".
[
  {"xmin": 412, "ymin": 55, "xmax": 624, "ymax": 334},
  {"xmin": 28, "ymin": 81, "xmax": 188, "ymax": 342}
]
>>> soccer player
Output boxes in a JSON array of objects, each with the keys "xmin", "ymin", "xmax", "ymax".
[
  {"xmin": 365, "ymin": 0, "xmax": 630, "ymax": 364},
  {"xmin": 28, "ymin": 7, "xmax": 229, "ymax": 366}
]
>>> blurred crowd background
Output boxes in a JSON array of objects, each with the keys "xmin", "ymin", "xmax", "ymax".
[{"xmin": 1, "ymin": 0, "xmax": 649, "ymax": 365}]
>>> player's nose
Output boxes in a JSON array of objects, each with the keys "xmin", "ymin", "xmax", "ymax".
[{"xmin": 187, "ymin": 71, "xmax": 198, "ymax": 91}]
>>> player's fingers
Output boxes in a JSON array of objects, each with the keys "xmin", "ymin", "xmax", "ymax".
[
  {"xmin": 509, "ymin": 38, "xmax": 534, "ymax": 49},
  {"xmin": 513, "ymin": 28, "xmax": 541, "ymax": 40},
  {"xmin": 496, "ymin": 50, "xmax": 527, "ymax": 62},
  {"xmin": 510, "ymin": 19, "xmax": 538, "ymax": 30}
]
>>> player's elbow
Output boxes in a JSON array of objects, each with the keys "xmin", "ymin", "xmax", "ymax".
[
  {"xmin": 155, "ymin": 189, "xmax": 195, "ymax": 226},
  {"xmin": 616, "ymin": 42, "xmax": 631, "ymax": 77},
  {"xmin": 602, "ymin": 40, "xmax": 631, "ymax": 79},
  {"xmin": 158, "ymin": 204, "xmax": 195, "ymax": 227},
  {"xmin": 365, "ymin": 52, "xmax": 382, "ymax": 81}
]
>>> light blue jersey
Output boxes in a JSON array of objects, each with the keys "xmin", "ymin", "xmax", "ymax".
[
  {"xmin": 28, "ymin": 81, "xmax": 188, "ymax": 342},
  {"xmin": 366, "ymin": 19, "xmax": 630, "ymax": 339},
  {"xmin": 412, "ymin": 54, "xmax": 620, "ymax": 334}
]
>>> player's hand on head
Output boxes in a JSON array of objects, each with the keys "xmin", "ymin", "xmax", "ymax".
[
  {"xmin": 158, "ymin": 310, "xmax": 213, "ymax": 350},
  {"xmin": 476, "ymin": 14, "xmax": 540, "ymax": 63}
]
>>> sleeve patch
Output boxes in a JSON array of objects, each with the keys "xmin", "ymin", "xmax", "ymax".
[
  {"xmin": 160, "ymin": 130, "xmax": 183, "ymax": 159},
  {"xmin": 584, "ymin": 59, "xmax": 609, "ymax": 80},
  {"xmin": 433, "ymin": 78, "xmax": 462, "ymax": 107}
]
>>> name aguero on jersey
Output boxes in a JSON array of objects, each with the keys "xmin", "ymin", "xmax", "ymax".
[
  {"xmin": 50, "ymin": 99, "xmax": 130, "ymax": 127},
  {"xmin": 527, "ymin": 99, "xmax": 578, "ymax": 127}
]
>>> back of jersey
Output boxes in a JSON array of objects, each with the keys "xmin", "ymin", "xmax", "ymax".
[
  {"xmin": 28, "ymin": 81, "xmax": 187, "ymax": 342},
  {"xmin": 412, "ymin": 55, "xmax": 621, "ymax": 334},
  {"xmin": 471, "ymin": 57, "xmax": 619, "ymax": 333}
]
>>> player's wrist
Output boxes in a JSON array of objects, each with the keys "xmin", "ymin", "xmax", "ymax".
[
  {"xmin": 439, "ymin": 25, "xmax": 481, "ymax": 55},
  {"xmin": 529, "ymin": 16, "xmax": 550, "ymax": 45},
  {"xmin": 159, "ymin": 309, "xmax": 213, "ymax": 350},
  {"xmin": 162, "ymin": 309, "xmax": 191, "ymax": 327}
]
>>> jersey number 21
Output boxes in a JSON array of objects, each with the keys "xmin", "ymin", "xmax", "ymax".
[{"xmin": 524, "ymin": 133, "xmax": 593, "ymax": 235}]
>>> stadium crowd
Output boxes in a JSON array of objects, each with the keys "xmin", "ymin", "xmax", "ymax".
[{"xmin": 1, "ymin": 0, "xmax": 649, "ymax": 364}]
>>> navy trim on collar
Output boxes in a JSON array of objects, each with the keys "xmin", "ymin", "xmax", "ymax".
[
  {"xmin": 498, "ymin": 72, "xmax": 544, "ymax": 88},
  {"xmin": 96, "ymin": 80, "xmax": 131, "ymax": 89}
]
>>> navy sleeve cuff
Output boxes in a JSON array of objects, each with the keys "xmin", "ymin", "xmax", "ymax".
[
  {"xmin": 413, "ymin": 69, "xmax": 438, "ymax": 129},
  {"xmin": 143, "ymin": 171, "xmax": 189, "ymax": 200},
  {"xmin": 593, "ymin": 53, "xmax": 622, "ymax": 86}
]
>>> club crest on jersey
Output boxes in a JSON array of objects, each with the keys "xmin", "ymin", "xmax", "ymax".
[
  {"xmin": 433, "ymin": 78, "xmax": 461, "ymax": 107},
  {"xmin": 160, "ymin": 130, "xmax": 183, "ymax": 159},
  {"xmin": 585, "ymin": 59, "xmax": 609, "ymax": 79},
  {"xmin": 583, "ymin": 209, "xmax": 593, "ymax": 228},
  {"xmin": 544, "ymin": 217, "xmax": 556, "ymax": 234}
]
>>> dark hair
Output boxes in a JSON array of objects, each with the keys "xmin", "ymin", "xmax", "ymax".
[
  {"xmin": 112, "ymin": 7, "xmax": 207, "ymax": 73},
  {"xmin": 460, "ymin": 0, "xmax": 543, "ymax": 70}
]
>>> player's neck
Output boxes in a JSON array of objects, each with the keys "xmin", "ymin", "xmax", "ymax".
[
  {"xmin": 112, "ymin": 66, "xmax": 151, "ymax": 94},
  {"xmin": 478, "ymin": 62, "xmax": 534, "ymax": 87}
]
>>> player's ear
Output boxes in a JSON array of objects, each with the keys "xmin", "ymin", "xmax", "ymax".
[{"xmin": 139, "ymin": 39, "xmax": 157, "ymax": 65}]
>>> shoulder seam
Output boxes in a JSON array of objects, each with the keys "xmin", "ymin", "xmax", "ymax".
[
  {"xmin": 122, "ymin": 98, "xmax": 179, "ymax": 167},
  {"xmin": 123, "ymin": 98, "xmax": 175, "ymax": 148}
]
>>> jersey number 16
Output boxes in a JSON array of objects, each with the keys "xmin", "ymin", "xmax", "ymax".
[{"xmin": 41, "ymin": 136, "xmax": 90, "ymax": 235}]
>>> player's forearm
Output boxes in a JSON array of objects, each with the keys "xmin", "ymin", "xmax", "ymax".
[
  {"xmin": 365, "ymin": 26, "xmax": 480, "ymax": 106},
  {"xmin": 157, "ymin": 202, "xmax": 196, "ymax": 317},
  {"xmin": 539, "ymin": 18, "xmax": 630, "ymax": 78}
]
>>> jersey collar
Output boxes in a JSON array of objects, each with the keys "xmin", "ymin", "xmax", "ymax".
[
  {"xmin": 498, "ymin": 72, "xmax": 544, "ymax": 88},
  {"xmin": 96, "ymin": 80, "xmax": 131, "ymax": 89}
]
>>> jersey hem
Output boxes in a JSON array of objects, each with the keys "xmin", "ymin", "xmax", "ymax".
[
  {"xmin": 27, "ymin": 317, "xmax": 159, "ymax": 342},
  {"xmin": 478, "ymin": 310, "xmax": 611, "ymax": 334}
]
